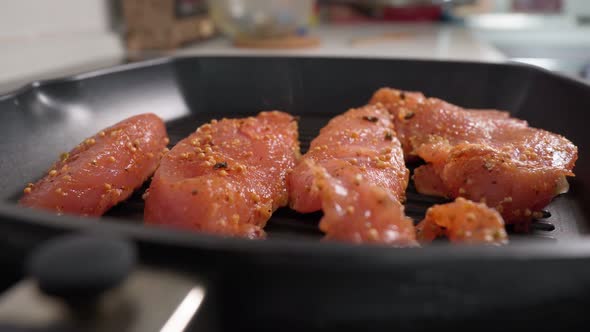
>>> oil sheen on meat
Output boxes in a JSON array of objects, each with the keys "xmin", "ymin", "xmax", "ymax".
[
  {"xmin": 288, "ymin": 104, "xmax": 416, "ymax": 246},
  {"xmin": 417, "ymin": 197, "xmax": 508, "ymax": 245},
  {"xmin": 371, "ymin": 88, "xmax": 577, "ymax": 229},
  {"xmin": 20, "ymin": 113, "xmax": 169, "ymax": 216},
  {"xmin": 144, "ymin": 111, "xmax": 300, "ymax": 239}
]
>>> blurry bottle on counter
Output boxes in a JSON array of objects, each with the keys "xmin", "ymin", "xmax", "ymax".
[{"xmin": 122, "ymin": 0, "xmax": 215, "ymax": 53}]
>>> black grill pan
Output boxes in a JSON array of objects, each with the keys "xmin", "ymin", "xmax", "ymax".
[{"xmin": 1, "ymin": 56, "xmax": 590, "ymax": 331}]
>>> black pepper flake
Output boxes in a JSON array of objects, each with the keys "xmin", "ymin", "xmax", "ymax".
[
  {"xmin": 400, "ymin": 92, "xmax": 406, "ymax": 100},
  {"xmin": 403, "ymin": 111, "xmax": 415, "ymax": 120},
  {"xmin": 362, "ymin": 116, "xmax": 379, "ymax": 123},
  {"xmin": 384, "ymin": 131, "xmax": 393, "ymax": 141},
  {"xmin": 213, "ymin": 162, "xmax": 228, "ymax": 169}
]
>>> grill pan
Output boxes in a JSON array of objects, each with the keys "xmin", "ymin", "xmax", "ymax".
[{"xmin": 1, "ymin": 56, "xmax": 590, "ymax": 331}]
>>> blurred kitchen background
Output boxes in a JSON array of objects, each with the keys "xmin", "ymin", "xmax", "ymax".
[{"xmin": 1, "ymin": 0, "xmax": 589, "ymax": 93}]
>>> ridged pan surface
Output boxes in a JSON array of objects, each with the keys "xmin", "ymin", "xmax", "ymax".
[{"xmin": 2, "ymin": 56, "xmax": 588, "ymax": 244}]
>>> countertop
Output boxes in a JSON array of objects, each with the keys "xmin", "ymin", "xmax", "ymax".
[
  {"xmin": 176, "ymin": 24, "xmax": 505, "ymax": 61},
  {"xmin": 0, "ymin": 23, "xmax": 504, "ymax": 94}
]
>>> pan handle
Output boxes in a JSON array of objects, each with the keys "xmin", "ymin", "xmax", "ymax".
[{"xmin": 0, "ymin": 234, "xmax": 206, "ymax": 332}]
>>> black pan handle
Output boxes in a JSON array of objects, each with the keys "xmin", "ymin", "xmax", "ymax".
[
  {"xmin": 27, "ymin": 234, "xmax": 136, "ymax": 302},
  {"xmin": 0, "ymin": 234, "xmax": 205, "ymax": 332}
]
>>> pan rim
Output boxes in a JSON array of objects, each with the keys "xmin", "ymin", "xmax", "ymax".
[
  {"xmin": 2, "ymin": 54, "xmax": 589, "ymax": 101},
  {"xmin": 3, "ymin": 201, "xmax": 590, "ymax": 264},
  {"xmin": 2, "ymin": 55, "xmax": 589, "ymax": 264}
]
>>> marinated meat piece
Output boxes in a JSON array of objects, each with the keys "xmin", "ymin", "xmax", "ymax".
[
  {"xmin": 20, "ymin": 113, "xmax": 168, "ymax": 216},
  {"xmin": 288, "ymin": 104, "xmax": 408, "ymax": 213},
  {"xmin": 370, "ymin": 88, "xmax": 528, "ymax": 160},
  {"xmin": 417, "ymin": 197, "xmax": 508, "ymax": 245},
  {"xmin": 308, "ymin": 161, "xmax": 417, "ymax": 246},
  {"xmin": 144, "ymin": 111, "xmax": 300, "ymax": 239},
  {"xmin": 288, "ymin": 104, "xmax": 415, "ymax": 246},
  {"xmin": 371, "ymin": 88, "xmax": 577, "ymax": 227}
]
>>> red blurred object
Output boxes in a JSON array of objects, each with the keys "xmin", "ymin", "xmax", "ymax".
[
  {"xmin": 319, "ymin": 4, "xmax": 372, "ymax": 23},
  {"xmin": 512, "ymin": 0, "xmax": 562, "ymax": 13},
  {"xmin": 378, "ymin": 5, "xmax": 442, "ymax": 21},
  {"xmin": 318, "ymin": 2, "xmax": 443, "ymax": 23}
]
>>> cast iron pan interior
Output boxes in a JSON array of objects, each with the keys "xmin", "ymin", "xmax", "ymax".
[{"xmin": 1, "ymin": 56, "xmax": 588, "ymax": 244}]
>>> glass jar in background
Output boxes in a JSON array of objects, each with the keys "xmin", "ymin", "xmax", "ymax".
[{"xmin": 208, "ymin": 0, "xmax": 315, "ymax": 40}]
